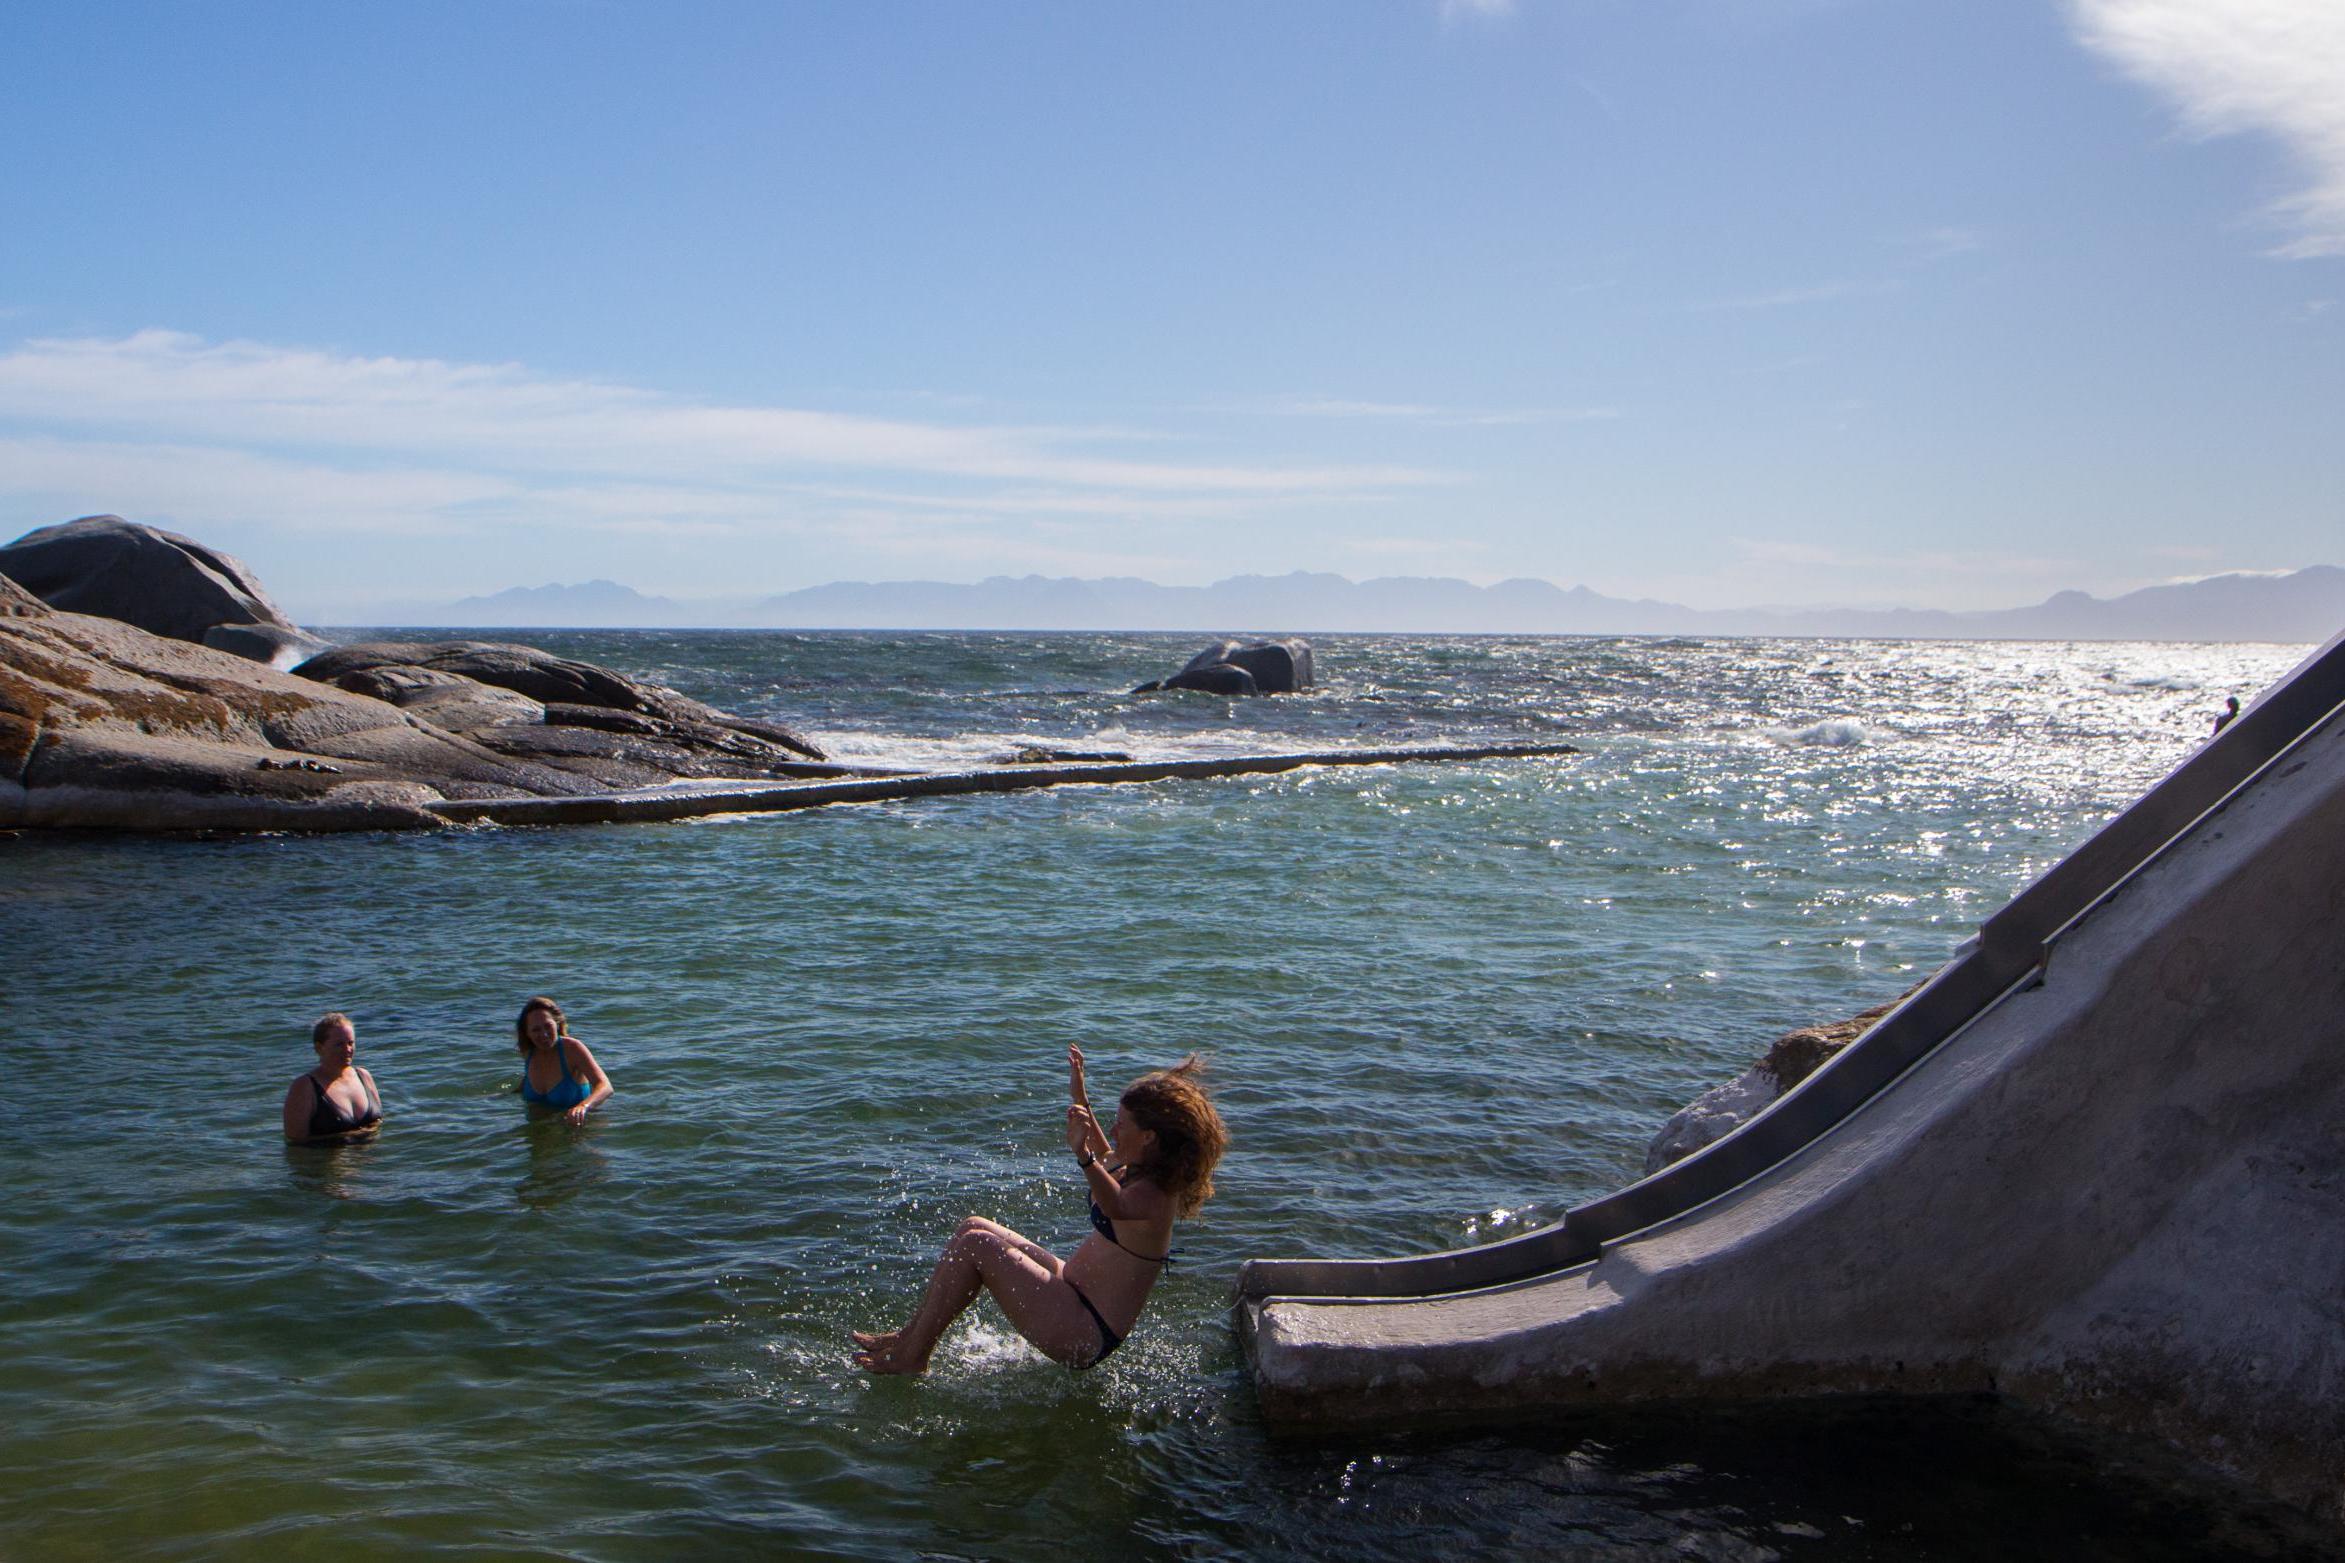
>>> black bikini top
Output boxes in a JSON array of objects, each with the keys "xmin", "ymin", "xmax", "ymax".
[
  {"xmin": 307, "ymin": 1072, "xmax": 381, "ymax": 1138},
  {"xmin": 1086, "ymin": 1166, "xmax": 1175, "ymax": 1265}
]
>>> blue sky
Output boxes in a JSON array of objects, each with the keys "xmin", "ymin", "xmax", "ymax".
[{"xmin": 1, "ymin": 0, "xmax": 2338, "ymax": 617}]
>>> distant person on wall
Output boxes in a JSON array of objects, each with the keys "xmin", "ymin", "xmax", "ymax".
[
  {"xmin": 516, "ymin": 996, "xmax": 614, "ymax": 1124},
  {"xmin": 283, "ymin": 1011, "xmax": 383, "ymax": 1143},
  {"xmin": 854, "ymin": 1046, "xmax": 1226, "ymax": 1374},
  {"xmin": 2212, "ymin": 696, "xmax": 2241, "ymax": 734}
]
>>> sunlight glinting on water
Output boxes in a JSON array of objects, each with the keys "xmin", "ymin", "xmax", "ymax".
[{"xmin": 0, "ymin": 632, "xmax": 2319, "ymax": 1561}]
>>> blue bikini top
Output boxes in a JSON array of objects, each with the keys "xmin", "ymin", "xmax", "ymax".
[{"xmin": 521, "ymin": 1041, "xmax": 591, "ymax": 1109}]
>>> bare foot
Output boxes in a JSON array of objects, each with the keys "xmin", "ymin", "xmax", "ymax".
[{"xmin": 852, "ymin": 1328, "xmax": 930, "ymax": 1375}]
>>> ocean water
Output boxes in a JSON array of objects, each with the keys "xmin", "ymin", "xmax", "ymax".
[{"xmin": 1, "ymin": 631, "xmax": 2334, "ymax": 1561}]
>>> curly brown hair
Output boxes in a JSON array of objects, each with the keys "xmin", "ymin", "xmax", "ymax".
[
  {"xmin": 1119, "ymin": 1055, "xmax": 1226, "ymax": 1218},
  {"xmin": 515, "ymin": 996, "xmax": 568, "ymax": 1055},
  {"xmin": 311, "ymin": 1012, "xmax": 354, "ymax": 1049}
]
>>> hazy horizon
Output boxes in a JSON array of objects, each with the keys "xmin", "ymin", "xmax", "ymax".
[{"xmin": 289, "ymin": 559, "xmax": 2345, "ymax": 643}]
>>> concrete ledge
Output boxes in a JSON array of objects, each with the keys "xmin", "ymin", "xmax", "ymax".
[{"xmin": 427, "ymin": 743, "xmax": 1583, "ymax": 827}]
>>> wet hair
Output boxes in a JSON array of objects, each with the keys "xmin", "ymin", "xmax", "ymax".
[
  {"xmin": 1118, "ymin": 1055, "xmax": 1227, "ymax": 1218},
  {"xmin": 311, "ymin": 1012, "xmax": 354, "ymax": 1049},
  {"xmin": 515, "ymin": 996, "xmax": 568, "ymax": 1055}
]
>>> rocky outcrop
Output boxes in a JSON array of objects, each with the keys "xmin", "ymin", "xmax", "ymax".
[
  {"xmin": 0, "ymin": 593, "xmax": 584, "ymax": 830},
  {"xmin": 1643, "ymin": 989, "xmax": 1917, "ymax": 1175},
  {"xmin": 0, "ymin": 606, "xmax": 861, "ymax": 830},
  {"xmin": 327, "ymin": 663, "xmax": 548, "ymax": 733},
  {"xmin": 1223, "ymin": 638, "xmax": 1313, "ymax": 692},
  {"xmin": 0, "ymin": 550, "xmax": 842, "ymax": 828},
  {"xmin": 0, "ymin": 516, "xmax": 327, "ymax": 666},
  {"xmin": 1159, "ymin": 660, "xmax": 1260, "ymax": 696},
  {"xmin": 1, "ymin": 573, "xmax": 50, "ymax": 619},
  {"xmin": 1135, "ymin": 638, "xmax": 1314, "ymax": 695},
  {"xmin": 294, "ymin": 640, "xmax": 826, "ymax": 771}
]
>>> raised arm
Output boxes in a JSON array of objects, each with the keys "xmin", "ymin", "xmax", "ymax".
[
  {"xmin": 1064, "ymin": 1103, "xmax": 1158, "ymax": 1221},
  {"xmin": 1066, "ymin": 1045, "xmax": 1110, "ymax": 1162}
]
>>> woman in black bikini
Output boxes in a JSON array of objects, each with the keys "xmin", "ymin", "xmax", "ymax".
[
  {"xmin": 281, "ymin": 1011, "xmax": 383, "ymax": 1144},
  {"xmin": 855, "ymin": 1046, "xmax": 1225, "ymax": 1374}
]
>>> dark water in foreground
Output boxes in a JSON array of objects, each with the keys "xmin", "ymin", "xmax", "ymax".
[{"xmin": 2, "ymin": 632, "xmax": 2334, "ymax": 1559}]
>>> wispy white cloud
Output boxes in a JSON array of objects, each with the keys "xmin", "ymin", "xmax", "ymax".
[
  {"xmin": 1650, "ymin": 536, "xmax": 2110, "ymax": 611},
  {"xmin": 0, "ymin": 330, "xmax": 1446, "ymax": 543},
  {"xmin": 2157, "ymin": 565, "xmax": 2299, "ymax": 584},
  {"xmin": 1896, "ymin": 225, "xmax": 1987, "ymax": 261},
  {"xmin": 772, "ymin": 481, "xmax": 1340, "ymax": 524},
  {"xmin": 1349, "ymin": 535, "xmax": 1486, "ymax": 557},
  {"xmin": 0, "ymin": 330, "xmax": 1437, "ymax": 495},
  {"xmin": 2070, "ymin": 0, "xmax": 2345, "ymax": 258},
  {"xmin": 1688, "ymin": 279, "xmax": 1902, "ymax": 312},
  {"xmin": 0, "ymin": 434, "xmax": 515, "ymax": 536},
  {"xmin": 1701, "ymin": 539, "xmax": 2316, "ymax": 612},
  {"xmin": 1571, "ymin": 73, "xmax": 1624, "ymax": 125},
  {"xmin": 1248, "ymin": 394, "xmax": 1618, "ymax": 427},
  {"xmin": 1732, "ymin": 538, "xmax": 2089, "ymax": 579},
  {"xmin": 1440, "ymin": 0, "xmax": 1516, "ymax": 23},
  {"xmin": 783, "ymin": 512, "xmax": 1202, "ymax": 580}
]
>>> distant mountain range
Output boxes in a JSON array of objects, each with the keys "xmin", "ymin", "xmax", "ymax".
[
  {"xmin": 373, "ymin": 565, "xmax": 2345, "ymax": 642},
  {"xmin": 439, "ymin": 579, "xmax": 686, "ymax": 627}
]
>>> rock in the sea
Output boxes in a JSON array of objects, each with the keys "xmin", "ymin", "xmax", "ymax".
[
  {"xmin": 1153, "ymin": 662, "xmax": 1259, "ymax": 696},
  {"xmin": 1641, "ymin": 1066, "xmax": 1778, "ymax": 1176},
  {"xmin": 1134, "ymin": 637, "xmax": 1314, "ymax": 696},
  {"xmin": 0, "ymin": 588, "xmax": 593, "ymax": 831},
  {"xmin": 1642, "ymin": 988, "xmax": 1918, "ymax": 1176},
  {"xmin": 1218, "ymin": 637, "xmax": 1313, "ymax": 693},
  {"xmin": 0, "ymin": 516, "xmax": 322, "ymax": 662},
  {"xmin": 994, "ymin": 745, "xmax": 1136, "ymax": 765},
  {"xmin": 324, "ymin": 664, "xmax": 550, "ymax": 734},
  {"xmin": 0, "ymin": 572, "xmax": 841, "ymax": 830},
  {"xmin": 294, "ymin": 640, "xmax": 825, "ymax": 762}
]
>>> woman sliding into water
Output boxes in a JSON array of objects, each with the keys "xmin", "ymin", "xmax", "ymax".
[{"xmin": 855, "ymin": 1045, "xmax": 1226, "ymax": 1374}]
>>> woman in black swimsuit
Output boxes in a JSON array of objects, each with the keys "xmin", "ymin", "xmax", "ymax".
[
  {"xmin": 280, "ymin": 1011, "xmax": 384, "ymax": 1144},
  {"xmin": 855, "ymin": 1046, "xmax": 1225, "ymax": 1374}
]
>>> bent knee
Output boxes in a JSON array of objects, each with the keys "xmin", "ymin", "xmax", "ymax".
[{"xmin": 949, "ymin": 1223, "xmax": 1004, "ymax": 1257}]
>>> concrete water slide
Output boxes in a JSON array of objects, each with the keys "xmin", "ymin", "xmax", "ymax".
[{"xmin": 1237, "ymin": 631, "xmax": 2345, "ymax": 1519}]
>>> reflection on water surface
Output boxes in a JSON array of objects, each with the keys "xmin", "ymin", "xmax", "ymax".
[{"xmin": 0, "ymin": 633, "xmax": 2326, "ymax": 1559}]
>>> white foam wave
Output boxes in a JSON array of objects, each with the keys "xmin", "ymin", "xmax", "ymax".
[
  {"xmin": 940, "ymin": 1319, "xmax": 1050, "ymax": 1373},
  {"xmin": 1764, "ymin": 717, "xmax": 1872, "ymax": 748},
  {"xmin": 806, "ymin": 728, "xmax": 1317, "ymax": 771}
]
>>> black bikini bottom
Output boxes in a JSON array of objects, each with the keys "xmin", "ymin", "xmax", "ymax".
[{"xmin": 1065, "ymin": 1279, "xmax": 1123, "ymax": 1369}]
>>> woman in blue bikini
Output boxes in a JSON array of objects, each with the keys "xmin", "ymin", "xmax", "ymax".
[
  {"xmin": 516, "ymin": 996, "xmax": 613, "ymax": 1124},
  {"xmin": 855, "ymin": 1045, "xmax": 1225, "ymax": 1374}
]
